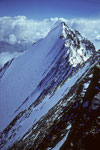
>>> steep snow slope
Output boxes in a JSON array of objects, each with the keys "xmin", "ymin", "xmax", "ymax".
[
  {"xmin": 0, "ymin": 24, "xmax": 64, "ymax": 131},
  {"xmin": 0, "ymin": 23, "xmax": 95, "ymax": 149}
]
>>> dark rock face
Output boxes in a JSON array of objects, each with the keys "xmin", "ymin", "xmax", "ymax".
[
  {"xmin": 60, "ymin": 63, "xmax": 100, "ymax": 150},
  {"xmin": 31, "ymin": 63, "xmax": 99, "ymax": 150},
  {"xmin": 83, "ymin": 65, "xmax": 100, "ymax": 102}
]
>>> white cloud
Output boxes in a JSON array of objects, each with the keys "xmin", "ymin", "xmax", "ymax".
[
  {"xmin": 9, "ymin": 34, "xmax": 17, "ymax": 44},
  {"xmin": 0, "ymin": 16, "xmax": 64, "ymax": 45},
  {"xmin": 0, "ymin": 16, "xmax": 100, "ymax": 49}
]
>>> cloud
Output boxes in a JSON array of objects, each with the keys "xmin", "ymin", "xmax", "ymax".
[
  {"xmin": 0, "ymin": 16, "xmax": 64, "ymax": 45},
  {"xmin": 0, "ymin": 16, "xmax": 100, "ymax": 49}
]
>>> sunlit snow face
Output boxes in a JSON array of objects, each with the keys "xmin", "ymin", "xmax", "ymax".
[{"xmin": 0, "ymin": 16, "xmax": 100, "ymax": 49}]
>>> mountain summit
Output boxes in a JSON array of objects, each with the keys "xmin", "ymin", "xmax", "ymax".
[{"xmin": 0, "ymin": 22, "xmax": 97, "ymax": 149}]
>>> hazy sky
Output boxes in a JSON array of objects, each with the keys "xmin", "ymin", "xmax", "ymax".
[{"xmin": 0, "ymin": 0, "xmax": 100, "ymax": 19}]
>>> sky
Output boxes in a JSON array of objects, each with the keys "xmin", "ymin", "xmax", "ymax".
[{"xmin": 0, "ymin": 0, "xmax": 100, "ymax": 19}]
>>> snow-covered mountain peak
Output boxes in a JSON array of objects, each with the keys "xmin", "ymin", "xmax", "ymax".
[
  {"xmin": 0, "ymin": 22, "xmax": 96, "ymax": 149},
  {"xmin": 47, "ymin": 21, "xmax": 70, "ymax": 40},
  {"xmin": 54, "ymin": 22, "xmax": 95, "ymax": 67},
  {"xmin": 52, "ymin": 21, "xmax": 72, "ymax": 39}
]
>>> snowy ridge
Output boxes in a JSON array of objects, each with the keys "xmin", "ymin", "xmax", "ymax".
[{"xmin": 0, "ymin": 22, "xmax": 96, "ymax": 149}]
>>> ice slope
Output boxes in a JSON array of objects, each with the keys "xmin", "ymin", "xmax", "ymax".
[
  {"xmin": 0, "ymin": 23, "xmax": 64, "ymax": 132},
  {"xmin": 1, "ymin": 62, "xmax": 91, "ymax": 149},
  {"xmin": 0, "ymin": 22, "xmax": 95, "ymax": 149}
]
